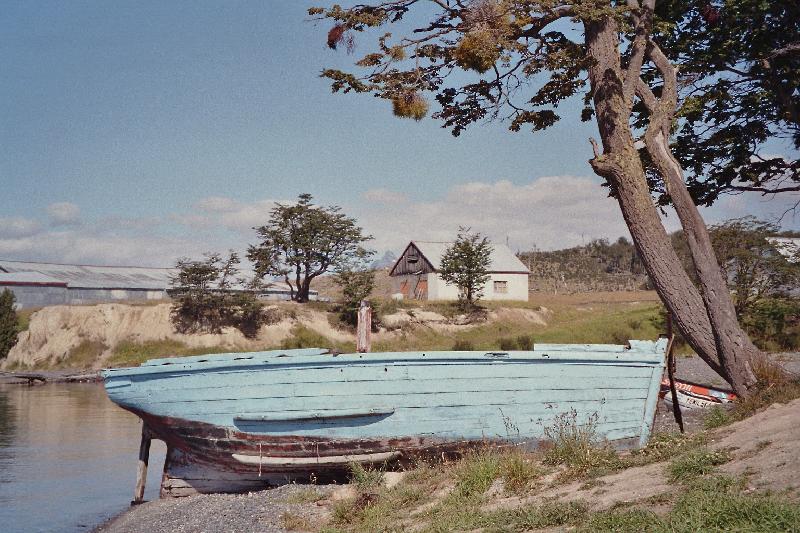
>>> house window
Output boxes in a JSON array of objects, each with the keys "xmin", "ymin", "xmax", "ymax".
[{"xmin": 493, "ymin": 280, "xmax": 508, "ymax": 294}]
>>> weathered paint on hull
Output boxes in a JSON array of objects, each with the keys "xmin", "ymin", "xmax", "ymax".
[
  {"xmin": 133, "ymin": 408, "xmax": 507, "ymax": 497},
  {"xmin": 103, "ymin": 342, "xmax": 667, "ymax": 497}
]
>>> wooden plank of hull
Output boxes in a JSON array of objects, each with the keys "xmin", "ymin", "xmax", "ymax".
[{"xmin": 232, "ymin": 450, "xmax": 401, "ymax": 466}]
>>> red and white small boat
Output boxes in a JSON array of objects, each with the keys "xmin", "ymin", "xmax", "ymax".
[{"xmin": 660, "ymin": 378, "xmax": 737, "ymax": 409}]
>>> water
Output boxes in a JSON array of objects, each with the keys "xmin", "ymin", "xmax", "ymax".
[{"xmin": 0, "ymin": 382, "xmax": 166, "ymax": 533}]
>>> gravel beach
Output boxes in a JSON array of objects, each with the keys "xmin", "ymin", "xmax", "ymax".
[{"xmin": 94, "ymin": 484, "xmax": 336, "ymax": 533}]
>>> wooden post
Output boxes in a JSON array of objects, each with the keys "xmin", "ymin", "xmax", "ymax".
[
  {"xmin": 356, "ymin": 300, "xmax": 371, "ymax": 353},
  {"xmin": 132, "ymin": 425, "xmax": 152, "ymax": 505}
]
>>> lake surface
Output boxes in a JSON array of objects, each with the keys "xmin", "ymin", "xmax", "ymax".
[{"xmin": 0, "ymin": 382, "xmax": 166, "ymax": 533}]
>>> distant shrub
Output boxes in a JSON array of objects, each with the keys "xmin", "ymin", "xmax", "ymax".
[
  {"xmin": 453, "ymin": 339, "xmax": 475, "ymax": 351},
  {"xmin": 499, "ymin": 337, "xmax": 517, "ymax": 350},
  {"xmin": 170, "ymin": 252, "xmax": 266, "ymax": 338},
  {"xmin": 743, "ymin": 298, "xmax": 800, "ymax": 351},
  {"xmin": 516, "ymin": 334, "xmax": 534, "ymax": 350},
  {"xmin": 0, "ymin": 289, "xmax": 19, "ymax": 360}
]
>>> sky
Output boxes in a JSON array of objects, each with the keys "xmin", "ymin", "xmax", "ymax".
[{"xmin": 1, "ymin": 1, "xmax": 798, "ymax": 267}]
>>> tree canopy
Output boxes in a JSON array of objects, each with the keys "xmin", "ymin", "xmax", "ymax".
[
  {"xmin": 650, "ymin": 1, "xmax": 800, "ymax": 205},
  {"xmin": 0, "ymin": 289, "xmax": 18, "ymax": 360},
  {"xmin": 440, "ymin": 227, "xmax": 493, "ymax": 306},
  {"xmin": 170, "ymin": 252, "xmax": 265, "ymax": 338},
  {"xmin": 248, "ymin": 193, "xmax": 373, "ymax": 303}
]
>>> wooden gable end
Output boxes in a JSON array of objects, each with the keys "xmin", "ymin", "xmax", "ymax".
[{"xmin": 389, "ymin": 242, "xmax": 436, "ymax": 276}]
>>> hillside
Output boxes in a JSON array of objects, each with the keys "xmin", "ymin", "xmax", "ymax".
[
  {"xmin": 2, "ymin": 292, "xmax": 663, "ymax": 370},
  {"xmin": 519, "ymin": 237, "xmax": 649, "ymax": 293}
]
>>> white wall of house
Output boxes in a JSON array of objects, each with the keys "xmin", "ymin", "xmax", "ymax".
[
  {"xmin": 392, "ymin": 272, "xmax": 528, "ymax": 301},
  {"xmin": 428, "ymin": 272, "xmax": 528, "ymax": 301}
]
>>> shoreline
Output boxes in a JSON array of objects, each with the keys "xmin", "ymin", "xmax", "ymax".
[{"xmin": 0, "ymin": 369, "xmax": 101, "ymax": 385}]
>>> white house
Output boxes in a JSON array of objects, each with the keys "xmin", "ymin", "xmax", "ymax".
[{"xmin": 389, "ymin": 241, "xmax": 530, "ymax": 301}]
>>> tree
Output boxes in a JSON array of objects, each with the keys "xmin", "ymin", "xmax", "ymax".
[
  {"xmin": 653, "ymin": 1, "xmax": 800, "ymax": 203},
  {"xmin": 335, "ymin": 248, "xmax": 377, "ymax": 326},
  {"xmin": 0, "ymin": 289, "xmax": 19, "ymax": 360},
  {"xmin": 248, "ymin": 193, "xmax": 373, "ymax": 303},
  {"xmin": 311, "ymin": 0, "xmax": 766, "ymax": 395},
  {"xmin": 707, "ymin": 218, "xmax": 798, "ymax": 317},
  {"xmin": 170, "ymin": 252, "xmax": 265, "ymax": 338},
  {"xmin": 440, "ymin": 228, "xmax": 493, "ymax": 307}
]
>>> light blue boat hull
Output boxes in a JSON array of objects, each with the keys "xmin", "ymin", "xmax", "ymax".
[{"xmin": 102, "ymin": 340, "xmax": 667, "ymax": 496}]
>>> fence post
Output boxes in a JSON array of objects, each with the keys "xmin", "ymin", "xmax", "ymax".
[{"xmin": 356, "ymin": 300, "xmax": 371, "ymax": 353}]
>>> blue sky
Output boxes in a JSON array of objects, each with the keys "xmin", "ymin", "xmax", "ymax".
[{"xmin": 1, "ymin": 1, "xmax": 798, "ymax": 266}]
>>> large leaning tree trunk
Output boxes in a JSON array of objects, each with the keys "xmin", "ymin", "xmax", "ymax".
[
  {"xmin": 311, "ymin": 0, "xmax": 763, "ymax": 396},
  {"xmin": 584, "ymin": 2, "xmax": 758, "ymax": 394}
]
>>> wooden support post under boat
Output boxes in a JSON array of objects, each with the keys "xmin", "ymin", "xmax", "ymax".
[
  {"xmin": 665, "ymin": 313, "xmax": 685, "ymax": 433},
  {"xmin": 132, "ymin": 425, "xmax": 152, "ymax": 505}
]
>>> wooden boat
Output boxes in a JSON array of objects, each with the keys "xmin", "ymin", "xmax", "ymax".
[
  {"xmin": 660, "ymin": 377, "xmax": 737, "ymax": 409},
  {"xmin": 102, "ymin": 340, "xmax": 667, "ymax": 498}
]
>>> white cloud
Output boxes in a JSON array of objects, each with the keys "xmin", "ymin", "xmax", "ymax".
[
  {"xmin": 0, "ymin": 217, "xmax": 42, "ymax": 239},
  {"xmin": 362, "ymin": 188, "xmax": 409, "ymax": 204},
  {"xmin": 351, "ymin": 176, "xmax": 632, "ymax": 253},
  {"xmin": 46, "ymin": 202, "xmax": 81, "ymax": 226}
]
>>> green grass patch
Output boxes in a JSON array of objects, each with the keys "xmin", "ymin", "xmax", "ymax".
[
  {"xmin": 704, "ymin": 405, "xmax": 734, "ymax": 429},
  {"xmin": 372, "ymin": 300, "xmax": 665, "ymax": 353},
  {"xmin": 348, "ymin": 462, "xmax": 384, "ymax": 490},
  {"xmin": 667, "ymin": 448, "xmax": 731, "ymax": 482},
  {"xmin": 16, "ymin": 308, "xmax": 38, "ymax": 333},
  {"xmin": 280, "ymin": 325, "xmax": 354, "ymax": 353},
  {"xmin": 106, "ymin": 339, "xmax": 239, "ymax": 367},
  {"xmin": 542, "ymin": 410, "xmax": 622, "ymax": 479},
  {"xmin": 627, "ymin": 431, "xmax": 708, "ymax": 466},
  {"xmin": 52, "ymin": 339, "xmax": 108, "ymax": 369}
]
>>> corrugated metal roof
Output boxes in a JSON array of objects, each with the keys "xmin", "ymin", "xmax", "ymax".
[
  {"xmin": 0, "ymin": 271, "xmax": 68, "ymax": 286},
  {"xmin": 0, "ymin": 260, "xmax": 174, "ymax": 289},
  {"xmin": 410, "ymin": 241, "xmax": 530, "ymax": 273}
]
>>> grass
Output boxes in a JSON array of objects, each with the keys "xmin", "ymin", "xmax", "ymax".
[
  {"xmin": 284, "ymin": 486, "xmax": 325, "ymax": 504},
  {"xmin": 51, "ymin": 339, "xmax": 108, "ymax": 369},
  {"xmin": 542, "ymin": 410, "xmax": 622, "ymax": 479},
  {"xmin": 105, "ymin": 339, "xmax": 243, "ymax": 367},
  {"xmin": 280, "ymin": 325, "xmax": 355, "ymax": 353},
  {"xmin": 280, "ymin": 511, "xmax": 312, "ymax": 531},
  {"xmin": 16, "ymin": 307, "xmax": 38, "ymax": 333},
  {"xmin": 319, "ymin": 432, "xmax": 800, "ymax": 533},
  {"xmin": 667, "ymin": 448, "xmax": 731, "ymax": 482}
]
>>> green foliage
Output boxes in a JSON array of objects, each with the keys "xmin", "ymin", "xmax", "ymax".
[
  {"xmin": 439, "ymin": 227, "xmax": 493, "ymax": 307},
  {"xmin": 519, "ymin": 237, "xmax": 648, "ymax": 292},
  {"xmin": 248, "ymin": 193, "xmax": 372, "ymax": 303},
  {"xmin": 334, "ymin": 249, "xmax": 376, "ymax": 327},
  {"xmin": 348, "ymin": 462, "xmax": 384, "ymax": 489},
  {"xmin": 170, "ymin": 252, "xmax": 266, "ymax": 338},
  {"xmin": 494, "ymin": 334, "xmax": 533, "ymax": 350},
  {"xmin": 0, "ymin": 289, "xmax": 18, "ymax": 360},
  {"xmin": 453, "ymin": 449, "xmax": 501, "ymax": 499},
  {"xmin": 499, "ymin": 450, "xmax": 543, "ymax": 494},
  {"xmin": 709, "ymin": 218, "xmax": 799, "ymax": 317},
  {"xmin": 704, "ymin": 406, "xmax": 734, "ymax": 429},
  {"xmin": 652, "ymin": 1, "xmax": 800, "ymax": 203},
  {"xmin": 452, "ymin": 339, "xmax": 475, "ymax": 351},
  {"xmin": 105, "ymin": 339, "xmax": 235, "ymax": 367},
  {"xmin": 667, "ymin": 448, "xmax": 731, "ymax": 482},
  {"xmin": 543, "ymin": 410, "xmax": 622, "ymax": 479},
  {"xmin": 743, "ymin": 298, "xmax": 800, "ymax": 351},
  {"xmin": 628, "ymin": 432, "xmax": 708, "ymax": 466},
  {"xmin": 55, "ymin": 339, "xmax": 107, "ymax": 369}
]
